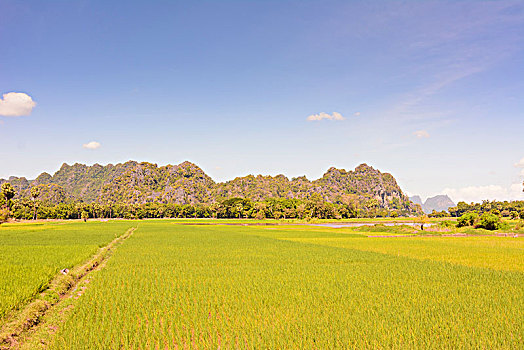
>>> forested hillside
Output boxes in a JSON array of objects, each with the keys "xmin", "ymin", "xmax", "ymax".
[{"xmin": 1, "ymin": 161, "xmax": 420, "ymax": 217}]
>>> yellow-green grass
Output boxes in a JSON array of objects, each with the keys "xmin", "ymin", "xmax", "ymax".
[
  {"xmin": 248, "ymin": 225, "xmax": 524, "ymax": 271},
  {"xmin": 49, "ymin": 224, "xmax": 523, "ymax": 349},
  {"xmin": 0, "ymin": 221, "xmax": 134, "ymax": 321},
  {"xmin": 265, "ymin": 228, "xmax": 524, "ymax": 272}
]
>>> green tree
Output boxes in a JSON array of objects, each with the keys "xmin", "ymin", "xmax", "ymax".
[
  {"xmin": 295, "ymin": 203, "xmax": 307, "ymax": 219},
  {"xmin": 235, "ymin": 202, "xmax": 244, "ymax": 219},
  {"xmin": 30, "ymin": 186, "xmax": 41, "ymax": 220},
  {"xmin": 457, "ymin": 212, "xmax": 478, "ymax": 227},
  {"xmin": 365, "ymin": 198, "xmax": 379, "ymax": 218},
  {"xmin": 93, "ymin": 203, "xmax": 101, "ymax": 219},
  {"xmin": 254, "ymin": 202, "xmax": 267, "ymax": 220},
  {"xmin": 475, "ymin": 213, "xmax": 502, "ymax": 230},
  {"xmin": 1, "ymin": 183, "xmax": 15, "ymax": 210},
  {"xmin": 1, "ymin": 183, "xmax": 16, "ymax": 222}
]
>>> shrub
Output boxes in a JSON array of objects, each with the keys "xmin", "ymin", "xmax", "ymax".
[
  {"xmin": 490, "ymin": 209, "xmax": 500, "ymax": 216},
  {"xmin": 475, "ymin": 213, "xmax": 502, "ymax": 231},
  {"xmin": 0, "ymin": 208, "xmax": 8, "ymax": 224},
  {"xmin": 457, "ymin": 212, "xmax": 478, "ymax": 227},
  {"xmin": 438, "ymin": 220, "xmax": 456, "ymax": 228}
]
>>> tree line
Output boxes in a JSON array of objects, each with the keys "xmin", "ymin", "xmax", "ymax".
[
  {"xmin": 447, "ymin": 200, "xmax": 524, "ymax": 219},
  {"xmin": 1, "ymin": 183, "xmax": 412, "ymax": 221},
  {"xmin": 4, "ymin": 181, "xmax": 523, "ymax": 222}
]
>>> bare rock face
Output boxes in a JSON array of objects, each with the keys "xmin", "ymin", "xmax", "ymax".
[
  {"xmin": 410, "ymin": 194, "xmax": 455, "ymax": 213},
  {"xmin": 314, "ymin": 163, "xmax": 414, "ymax": 210},
  {"xmin": 423, "ymin": 195, "xmax": 455, "ymax": 213},
  {"xmin": 409, "ymin": 195, "xmax": 423, "ymax": 206}
]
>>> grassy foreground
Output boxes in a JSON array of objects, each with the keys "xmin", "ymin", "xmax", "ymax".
[
  {"xmin": 38, "ymin": 222, "xmax": 523, "ymax": 349},
  {"xmin": 0, "ymin": 221, "xmax": 134, "ymax": 320}
]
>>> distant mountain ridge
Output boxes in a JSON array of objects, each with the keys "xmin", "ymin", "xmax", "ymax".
[
  {"xmin": 409, "ymin": 195, "xmax": 423, "ymax": 207},
  {"xmin": 1, "ymin": 161, "xmax": 420, "ymax": 214},
  {"xmin": 409, "ymin": 194, "xmax": 455, "ymax": 213}
]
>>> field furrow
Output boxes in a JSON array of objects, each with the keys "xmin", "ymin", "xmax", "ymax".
[{"xmin": 0, "ymin": 222, "xmax": 135, "ymax": 322}]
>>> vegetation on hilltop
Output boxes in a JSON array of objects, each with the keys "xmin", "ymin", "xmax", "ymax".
[
  {"xmin": 0, "ymin": 161, "xmax": 421, "ymax": 219},
  {"xmin": 98, "ymin": 161, "xmax": 215, "ymax": 205}
]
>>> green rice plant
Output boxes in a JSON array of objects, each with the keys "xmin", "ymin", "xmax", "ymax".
[
  {"xmin": 352, "ymin": 223, "xmax": 417, "ymax": 234},
  {"xmin": 278, "ymin": 231, "xmax": 524, "ymax": 272},
  {"xmin": 48, "ymin": 224, "xmax": 523, "ymax": 349},
  {"xmin": 0, "ymin": 221, "xmax": 133, "ymax": 321}
]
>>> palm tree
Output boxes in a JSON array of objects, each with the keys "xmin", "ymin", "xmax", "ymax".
[{"xmin": 1, "ymin": 183, "xmax": 15, "ymax": 211}]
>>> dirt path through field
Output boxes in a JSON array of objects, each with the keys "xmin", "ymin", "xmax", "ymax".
[{"xmin": 0, "ymin": 226, "xmax": 137, "ymax": 350}]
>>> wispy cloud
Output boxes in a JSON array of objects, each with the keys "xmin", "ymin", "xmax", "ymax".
[
  {"xmin": 413, "ymin": 130, "xmax": 430, "ymax": 139},
  {"xmin": 0, "ymin": 92, "xmax": 36, "ymax": 117},
  {"xmin": 354, "ymin": 112, "xmax": 361, "ymax": 117},
  {"xmin": 82, "ymin": 141, "xmax": 101, "ymax": 150},
  {"xmin": 514, "ymin": 157, "xmax": 524, "ymax": 168},
  {"xmin": 380, "ymin": 1, "xmax": 523, "ymax": 124},
  {"xmin": 306, "ymin": 112, "xmax": 345, "ymax": 121}
]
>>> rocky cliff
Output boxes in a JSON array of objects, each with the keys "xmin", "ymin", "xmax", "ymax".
[{"xmin": 2, "ymin": 161, "xmax": 420, "ymax": 213}]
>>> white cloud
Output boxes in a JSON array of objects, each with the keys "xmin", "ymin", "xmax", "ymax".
[
  {"xmin": 306, "ymin": 112, "xmax": 345, "ymax": 121},
  {"xmin": 82, "ymin": 141, "xmax": 101, "ymax": 150},
  {"xmin": 514, "ymin": 157, "xmax": 524, "ymax": 168},
  {"xmin": 0, "ymin": 92, "xmax": 36, "ymax": 117},
  {"xmin": 442, "ymin": 183, "xmax": 524, "ymax": 203},
  {"xmin": 413, "ymin": 130, "xmax": 430, "ymax": 138},
  {"xmin": 354, "ymin": 112, "xmax": 361, "ymax": 116},
  {"xmin": 510, "ymin": 183, "xmax": 524, "ymax": 194}
]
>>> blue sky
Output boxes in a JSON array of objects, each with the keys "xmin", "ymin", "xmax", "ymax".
[{"xmin": 1, "ymin": 0, "xmax": 523, "ymax": 203}]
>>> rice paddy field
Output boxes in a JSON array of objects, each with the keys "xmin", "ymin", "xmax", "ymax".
[
  {"xmin": 0, "ymin": 221, "xmax": 134, "ymax": 320},
  {"xmin": 1, "ymin": 220, "xmax": 523, "ymax": 349}
]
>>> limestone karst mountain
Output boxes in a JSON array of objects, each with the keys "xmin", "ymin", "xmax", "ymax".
[
  {"xmin": 2, "ymin": 161, "xmax": 420, "ymax": 214},
  {"xmin": 409, "ymin": 194, "xmax": 455, "ymax": 213}
]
